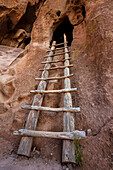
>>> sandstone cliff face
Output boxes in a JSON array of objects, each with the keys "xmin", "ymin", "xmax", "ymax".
[
  {"xmin": 0, "ymin": 0, "xmax": 41, "ymax": 48},
  {"xmin": 0, "ymin": 0, "xmax": 113, "ymax": 169}
]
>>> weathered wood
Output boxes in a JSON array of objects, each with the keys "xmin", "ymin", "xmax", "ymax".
[
  {"xmin": 41, "ymin": 58, "xmax": 71, "ymax": 64},
  {"xmin": 22, "ymin": 105, "xmax": 80, "ymax": 112},
  {"xmin": 55, "ymin": 42, "xmax": 68, "ymax": 46},
  {"xmin": 50, "ymin": 42, "xmax": 68, "ymax": 48},
  {"xmin": 30, "ymin": 88, "xmax": 77, "ymax": 94},
  {"xmin": 62, "ymin": 34, "xmax": 77, "ymax": 163},
  {"xmin": 35, "ymin": 74, "xmax": 73, "ymax": 81},
  {"xmin": 14, "ymin": 129, "xmax": 86, "ymax": 140},
  {"xmin": 47, "ymin": 46, "xmax": 67, "ymax": 52},
  {"xmin": 55, "ymin": 46, "xmax": 68, "ymax": 50},
  {"xmin": 44, "ymin": 51, "xmax": 70, "ymax": 58},
  {"xmin": 17, "ymin": 41, "xmax": 56, "ymax": 156},
  {"xmin": 39, "ymin": 64, "xmax": 73, "ymax": 71}
]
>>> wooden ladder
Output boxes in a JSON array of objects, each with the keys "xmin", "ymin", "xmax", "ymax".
[{"xmin": 14, "ymin": 34, "xmax": 86, "ymax": 164}]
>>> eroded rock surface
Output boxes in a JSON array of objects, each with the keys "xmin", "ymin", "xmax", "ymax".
[
  {"xmin": 0, "ymin": 0, "xmax": 43, "ymax": 48},
  {"xmin": 0, "ymin": 74, "xmax": 15, "ymax": 102},
  {"xmin": 0, "ymin": 0, "xmax": 113, "ymax": 170},
  {"xmin": 0, "ymin": 45, "xmax": 23, "ymax": 71}
]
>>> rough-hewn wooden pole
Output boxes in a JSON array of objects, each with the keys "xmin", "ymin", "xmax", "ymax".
[
  {"xmin": 21, "ymin": 105, "xmax": 80, "ymax": 112},
  {"xmin": 39, "ymin": 64, "xmax": 73, "ymax": 71},
  {"xmin": 30, "ymin": 88, "xmax": 77, "ymax": 94},
  {"xmin": 44, "ymin": 51, "xmax": 70, "ymax": 58},
  {"xmin": 41, "ymin": 58, "xmax": 71, "ymax": 64},
  {"xmin": 35, "ymin": 74, "xmax": 73, "ymax": 81},
  {"xmin": 62, "ymin": 34, "xmax": 76, "ymax": 163},
  {"xmin": 14, "ymin": 129, "xmax": 86, "ymax": 140},
  {"xmin": 17, "ymin": 41, "xmax": 56, "ymax": 156}
]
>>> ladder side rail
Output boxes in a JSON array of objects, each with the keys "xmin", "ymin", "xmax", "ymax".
[
  {"xmin": 17, "ymin": 41, "xmax": 56, "ymax": 157},
  {"xmin": 62, "ymin": 34, "xmax": 76, "ymax": 163}
]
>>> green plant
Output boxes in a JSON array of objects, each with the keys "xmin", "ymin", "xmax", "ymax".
[{"xmin": 74, "ymin": 136, "xmax": 83, "ymax": 166}]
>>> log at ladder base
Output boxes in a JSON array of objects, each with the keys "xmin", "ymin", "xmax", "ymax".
[
  {"xmin": 62, "ymin": 34, "xmax": 77, "ymax": 163},
  {"xmin": 17, "ymin": 41, "xmax": 56, "ymax": 157},
  {"xmin": 14, "ymin": 129, "xmax": 86, "ymax": 140}
]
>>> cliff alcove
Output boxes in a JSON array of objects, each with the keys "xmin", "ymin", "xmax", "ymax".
[
  {"xmin": 0, "ymin": 2, "xmax": 38, "ymax": 48},
  {"xmin": 0, "ymin": 0, "xmax": 113, "ymax": 170},
  {"xmin": 50, "ymin": 15, "xmax": 74, "ymax": 46}
]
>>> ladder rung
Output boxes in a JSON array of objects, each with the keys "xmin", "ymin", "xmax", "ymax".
[
  {"xmin": 44, "ymin": 51, "xmax": 70, "ymax": 58},
  {"xmin": 55, "ymin": 42, "xmax": 68, "ymax": 46},
  {"xmin": 35, "ymin": 74, "xmax": 73, "ymax": 81},
  {"xmin": 22, "ymin": 105, "xmax": 80, "ymax": 112},
  {"xmin": 13, "ymin": 129, "xmax": 86, "ymax": 140},
  {"xmin": 47, "ymin": 46, "xmax": 68, "ymax": 52},
  {"xmin": 41, "ymin": 58, "xmax": 71, "ymax": 64},
  {"xmin": 39, "ymin": 64, "xmax": 73, "ymax": 71},
  {"xmin": 55, "ymin": 46, "xmax": 68, "ymax": 50},
  {"xmin": 30, "ymin": 88, "xmax": 77, "ymax": 94}
]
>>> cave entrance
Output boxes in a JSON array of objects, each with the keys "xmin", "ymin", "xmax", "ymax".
[
  {"xmin": 50, "ymin": 15, "xmax": 74, "ymax": 47},
  {"xmin": 14, "ymin": 2, "xmax": 37, "ymax": 33}
]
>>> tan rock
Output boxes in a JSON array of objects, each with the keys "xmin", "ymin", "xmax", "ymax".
[{"xmin": 0, "ymin": 75, "xmax": 15, "ymax": 102}]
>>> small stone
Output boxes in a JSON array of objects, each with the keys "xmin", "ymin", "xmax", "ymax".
[
  {"xmin": 87, "ymin": 129, "xmax": 92, "ymax": 136},
  {"xmin": 50, "ymin": 153, "xmax": 53, "ymax": 156},
  {"xmin": 91, "ymin": 103, "xmax": 95, "ymax": 106}
]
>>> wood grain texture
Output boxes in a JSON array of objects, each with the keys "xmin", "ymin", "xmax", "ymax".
[
  {"xmin": 44, "ymin": 51, "xmax": 70, "ymax": 58},
  {"xmin": 30, "ymin": 88, "xmax": 77, "ymax": 94},
  {"xmin": 35, "ymin": 74, "xmax": 73, "ymax": 81},
  {"xmin": 41, "ymin": 58, "xmax": 71, "ymax": 64},
  {"xmin": 55, "ymin": 42, "xmax": 68, "ymax": 46},
  {"xmin": 39, "ymin": 64, "xmax": 73, "ymax": 71},
  {"xmin": 17, "ymin": 42, "xmax": 56, "ymax": 156},
  {"xmin": 62, "ymin": 34, "xmax": 76, "ymax": 163},
  {"xmin": 14, "ymin": 129, "xmax": 86, "ymax": 140},
  {"xmin": 47, "ymin": 46, "xmax": 67, "ymax": 52},
  {"xmin": 22, "ymin": 105, "xmax": 80, "ymax": 112}
]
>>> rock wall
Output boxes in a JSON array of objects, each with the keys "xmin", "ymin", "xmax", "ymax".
[
  {"xmin": 0, "ymin": 0, "xmax": 113, "ymax": 169},
  {"xmin": 0, "ymin": 0, "xmax": 42, "ymax": 48}
]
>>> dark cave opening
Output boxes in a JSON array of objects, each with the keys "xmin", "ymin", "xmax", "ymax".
[
  {"xmin": 82, "ymin": 5, "xmax": 86, "ymax": 19},
  {"xmin": 14, "ymin": 2, "xmax": 37, "ymax": 33},
  {"xmin": 11, "ymin": 2, "xmax": 37, "ymax": 48},
  {"xmin": 56, "ymin": 10, "xmax": 61, "ymax": 17},
  {"xmin": 50, "ymin": 15, "xmax": 74, "ymax": 47},
  {"xmin": 17, "ymin": 37, "xmax": 31, "ymax": 48}
]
